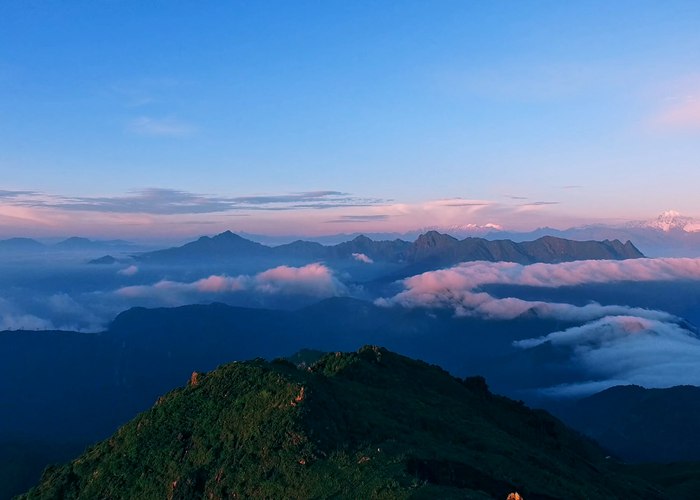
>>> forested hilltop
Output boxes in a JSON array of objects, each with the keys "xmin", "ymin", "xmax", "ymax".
[{"xmin": 20, "ymin": 347, "xmax": 694, "ymax": 499}]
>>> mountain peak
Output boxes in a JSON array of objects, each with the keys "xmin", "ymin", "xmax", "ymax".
[
  {"xmin": 415, "ymin": 230, "xmax": 458, "ymax": 246},
  {"xmin": 654, "ymin": 210, "xmax": 699, "ymax": 232},
  {"xmin": 213, "ymin": 230, "xmax": 242, "ymax": 239},
  {"xmin": 19, "ymin": 346, "xmax": 670, "ymax": 499},
  {"xmin": 351, "ymin": 234, "xmax": 373, "ymax": 243},
  {"xmin": 632, "ymin": 210, "xmax": 700, "ymax": 233}
]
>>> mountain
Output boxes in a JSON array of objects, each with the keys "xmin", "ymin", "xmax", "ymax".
[
  {"xmin": 53, "ymin": 237, "xmax": 136, "ymax": 252},
  {"xmin": 0, "ymin": 300, "xmax": 589, "ymax": 497},
  {"xmin": 4, "ymin": 299, "xmax": 700, "ymax": 496},
  {"xmin": 633, "ymin": 210, "xmax": 700, "ymax": 233},
  {"xmin": 87, "ymin": 255, "xmax": 118, "ymax": 265},
  {"xmin": 19, "ymin": 347, "xmax": 675, "ymax": 499},
  {"xmin": 407, "ymin": 232, "xmax": 641, "ymax": 265},
  {"xmin": 547, "ymin": 385, "xmax": 700, "ymax": 463},
  {"xmin": 135, "ymin": 230, "xmax": 643, "ymax": 270},
  {"xmin": 272, "ymin": 239, "xmax": 327, "ymax": 259},
  {"xmin": 384, "ymin": 232, "xmax": 642, "ymax": 279},
  {"xmin": 136, "ymin": 230, "xmax": 272, "ymax": 262},
  {"xmin": 327, "ymin": 234, "xmax": 412, "ymax": 261},
  {"xmin": 0, "ymin": 237, "xmax": 45, "ymax": 252},
  {"xmin": 485, "ymin": 211, "xmax": 700, "ymax": 257}
]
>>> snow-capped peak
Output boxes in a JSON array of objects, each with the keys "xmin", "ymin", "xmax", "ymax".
[{"xmin": 644, "ymin": 210, "xmax": 700, "ymax": 232}]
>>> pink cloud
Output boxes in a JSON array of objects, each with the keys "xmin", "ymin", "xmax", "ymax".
[
  {"xmin": 377, "ymin": 259, "xmax": 700, "ymax": 394},
  {"xmin": 254, "ymin": 263, "xmax": 346, "ymax": 296},
  {"xmin": 195, "ymin": 275, "xmax": 249, "ymax": 293},
  {"xmin": 377, "ymin": 258, "xmax": 700, "ymax": 321},
  {"xmin": 653, "ymin": 98, "xmax": 700, "ymax": 131},
  {"xmin": 115, "ymin": 263, "xmax": 346, "ymax": 304},
  {"xmin": 402, "ymin": 258, "xmax": 700, "ymax": 291}
]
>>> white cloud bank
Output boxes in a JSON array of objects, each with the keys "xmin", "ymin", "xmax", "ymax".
[
  {"xmin": 516, "ymin": 315, "xmax": 700, "ymax": 396},
  {"xmin": 378, "ymin": 258, "xmax": 700, "ymax": 395},
  {"xmin": 352, "ymin": 253, "xmax": 374, "ymax": 264},
  {"xmin": 116, "ymin": 263, "xmax": 347, "ymax": 302},
  {"xmin": 378, "ymin": 258, "xmax": 700, "ymax": 320}
]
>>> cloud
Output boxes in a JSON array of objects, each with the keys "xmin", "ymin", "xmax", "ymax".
[
  {"xmin": 231, "ymin": 191, "xmax": 347, "ymax": 204},
  {"xmin": 396, "ymin": 258, "xmax": 700, "ymax": 292},
  {"xmin": 9, "ymin": 188, "xmax": 383, "ymax": 215},
  {"xmin": 326, "ymin": 215, "xmax": 390, "ymax": 223},
  {"xmin": 0, "ymin": 190, "xmax": 37, "ymax": 199},
  {"xmin": 0, "ymin": 204, "xmax": 52, "ymax": 225},
  {"xmin": 378, "ymin": 258, "xmax": 700, "ymax": 320},
  {"xmin": 441, "ymin": 202, "xmax": 491, "ymax": 207},
  {"xmin": 127, "ymin": 116, "xmax": 196, "ymax": 137},
  {"xmin": 255, "ymin": 263, "xmax": 346, "ymax": 296},
  {"xmin": 652, "ymin": 97, "xmax": 700, "ymax": 132},
  {"xmin": 378, "ymin": 258, "xmax": 700, "ymax": 395},
  {"xmin": 118, "ymin": 265, "xmax": 139, "ymax": 276},
  {"xmin": 0, "ymin": 297, "xmax": 54, "ymax": 331},
  {"xmin": 116, "ymin": 263, "xmax": 346, "ymax": 303},
  {"xmin": 0, "ymin": 313, "xmax": 53, "ymax": 331},
  {"xmin": 46, "ymin": 293, "xmax": 104, "ymax": 331},
  {"xmin": 352, "ymin": 253, "xmax": 374, "ymax": 264},
  {"xmin": 0, "ymin": 189, "xmax": 650, "ymax": 240},
  {"xmin": 35, "ymin": 188, "xmax": 234, "ymax": 215},
  {"xmin": 515, "ymin": 315, "xmax": 700, "ymax": 396},
  {"xmin": 646, "ymin": 74, "xmax": 700, "ymax": 134},
  {"xmin": 116, "ymin": 275, "xmax": 248, "ymax": 300},
  {"xmin": 379, "ymin": 285, "xmax": 675, "ymax": 323},
  {"xmin": 521, "ymin": 201, "xmax": 560, "ymax": 207}
]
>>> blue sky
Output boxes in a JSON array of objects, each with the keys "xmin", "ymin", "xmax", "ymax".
[{"xmin": 1, "ymin": 1, "xmax": 699, "ymax": 239}]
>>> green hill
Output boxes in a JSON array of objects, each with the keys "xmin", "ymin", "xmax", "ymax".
[{"xmin": 19, "ymin": 347, "xmax": 682, "ymax": 499}]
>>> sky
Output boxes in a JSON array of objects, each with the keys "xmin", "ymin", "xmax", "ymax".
[{"xmin": 1, "ymin": 1, "xmax": 700, "ymax": 240}]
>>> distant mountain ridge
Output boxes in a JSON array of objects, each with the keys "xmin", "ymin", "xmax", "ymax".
[
  {"xmin": 481, "ymin": 211, "xmax": 700, "ymax": 257},
  {"xmin": 548, "ymin": 384, "xmax": 700, "ymax": 463},
  {"xmin": 632, "ymin": 210, "xmax": 700, "ymax": 233},
  {"xmin": 136, "ymin": 229, "xmax": 643, "ymax": 267},
  {"xmin": 0, "ymin": 237, "xmax": 45, "ymax": 252},
  {"xmin": 237, "ymin": 210, "xmax": 699, "ymax": 257},
  {"xmin": 0, "ymin": 236, "xmax": 138, "ymax": 253}
]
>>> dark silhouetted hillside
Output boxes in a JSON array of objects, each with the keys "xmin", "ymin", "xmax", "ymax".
[{"xmin": 548, "ymin": 385, "xmax": 700, "ymax": 463}]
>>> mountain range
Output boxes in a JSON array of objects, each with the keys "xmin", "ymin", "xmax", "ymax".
[
  {"xmin": 0, "ymin": 237, "xmax": 137, "ymax": 254},
  {"xmin": 18, "ymin": 347, "xmax": 694, "ymax": 499},
  {"xmin": 238, "ymin": 210, "xmax": 700, "ymax": 258},
  {"xmin": 1, "ymin": 209, "xmax": 696, "ymax": 259},
  {"xmin": 135, "ymin": 230, "xmax": 643, "ymax": 270}
]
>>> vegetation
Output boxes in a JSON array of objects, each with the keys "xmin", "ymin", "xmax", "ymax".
[{"xmin": 19, "ymin": 347, "xmax": 691, "ymax": 499}]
